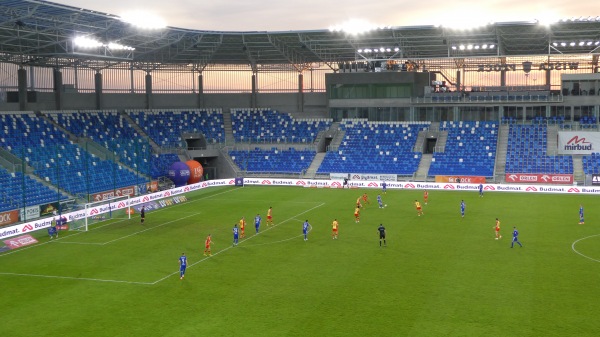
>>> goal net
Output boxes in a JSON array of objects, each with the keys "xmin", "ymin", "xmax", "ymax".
[{"xmin": 70, "ymin": 195, "xmax": 131, "ymax": 231}]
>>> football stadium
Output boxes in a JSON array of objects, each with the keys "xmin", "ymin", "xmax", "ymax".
[{"xmin": 1, "ymin": 1, "xmax": 600, "ymax": 336}]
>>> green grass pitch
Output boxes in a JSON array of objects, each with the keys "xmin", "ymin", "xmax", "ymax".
[{"xmin": 1, "ymin": 185, "xmax": 599, "ymax": 337}]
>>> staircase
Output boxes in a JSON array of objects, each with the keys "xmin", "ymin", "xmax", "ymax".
[
  {"xmin": 435, "ymin": 131, "xmax": 448, "ymax": 152},
  {"xmin": 546, "ymin": 124, "xmax": 558, "ymax": 153},
  {"xmin": 414, "ymin": 154, "xmax": 433, "ymax": 181},
  {"xmin": 572, "ymin": 155, "xmax": 585, "ymax": 183},
  {"xmin": 494, "ymin": 124, "xmax": 509, "ymax": 182},
  {"xmin": 222, "ymin": 109, "xmax": 235, "ymax": 145},
  {"xmin": 120, "ymin": 111, "xmax": 162, "ymax": 153},
  {"xmin": 304, "ymin": 153, "xmax": 326, "ymax": 178}
]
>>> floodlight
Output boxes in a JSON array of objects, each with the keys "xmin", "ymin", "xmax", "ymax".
[
  {"xmin": 385, "ymin": 48, "xmax": 391, "ymax": 52},
  {"xmin": 578, "ymin": 41, "xmax": 585, "ymax": 46},
  {"xmin": 586, "ymin": 41, "xmax": 593, "ymax": 46},
  {"xmin": 570, "ymin": 42, "xmax": 576, "ymax": 46},
  {"xmin": 560, "ymin": 42, "xmax": 566, "ymax": 47},
  {"xmin": 467, "ymin": 45, "xmax": 473, "ymax": 50},
  {"xmin": 474, "ymin": 45, "xmax": 480, "ymax": 49},
  {"xmin": 394, "ymin": 47, "xmax": 400, "ymax": 52},
  {"xmin": 552, "ymin": 42, "xmax": 558, "ymax": 46},
  {"xmin": 459, "ymin": 45, "xmax": 465, "ymax": 50},
  {"xmin": 596, "ymin": 41, "xmax": 600, "ymax": 45},
  {"xmin": 482, "ymin": 44, "xmax": 488, "ymax": 49},
  {"xmin": 74, "ymin": 36, "xmax": 102, "ymax": 48},
  {"xmin": 379, "ymin": 47, "xmax": 385, "ymax": 52},
  {"xmin": 451, "ymin": 46, "xmax": 457, "ymax": 50},
  {"xmin": 489, "ymin": 44, "xmax": 495, "ymax": 49},
  {"xmin": 357, "ymin": 49, "xmax": 363, "ymax": 53},
  {"xmin": 120, "ymin": 11, "xmax": 166, "ymax": 29}
]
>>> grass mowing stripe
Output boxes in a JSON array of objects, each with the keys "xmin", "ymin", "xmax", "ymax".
[{"xmin": 151, "ymin": 202, "xmax": 325, "ymax": 284}]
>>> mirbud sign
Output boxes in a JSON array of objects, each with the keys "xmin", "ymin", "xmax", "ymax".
[{"xmin": 558, "ymin": 132, "xmax": 600, "ymax": 154}]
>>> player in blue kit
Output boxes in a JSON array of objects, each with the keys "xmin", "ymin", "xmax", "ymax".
[
  {"xmin": 254, "ymin": 214, "xmax": 261, "ymax": 234},
  {"xmin": 381, "ymin": 181, "xmax": 387, "ymax": 194},
  {"xmin": 579, "ymin": 204, "xmax": 584, "ymax": 224},
  {"xmin": 479, "ymin": 183, "xmax": 484, "ymax": 197},
  {"xmin": 179, "ymin": 253, "xmax": 187, "ymax": 280},
  {"xmin": 232, "ymin": 224, "xmax": 239, "ymax": 246},
  {"xmin": 377, "ymin": 194, "xmax": 385, "ymax": 208},
  {"xmin": 302, "ymin": 220, "xmax": 310, "ymax": 241},
  {"xmin": 460, "ymin": 200, "xmax": 466, "ymax": 218},
  {"xmin": 511, "ymin": 227, "xmax": 523, "ymax": 248}
]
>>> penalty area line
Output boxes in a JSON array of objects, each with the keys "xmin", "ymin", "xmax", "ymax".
[
  {"xmin": 151, "ymin": 202, "xmax": 325, "ymax": 285},
  {"xmin": 0, "ymin": 271, "xmax": 153, "ymax": 285}
]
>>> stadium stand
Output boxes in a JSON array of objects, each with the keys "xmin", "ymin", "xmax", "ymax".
[
  {"xmin": 129, "ymin": 109, "xmax": 225, "ymax": 147},
  {"xmin": 230, "ymin": 148, "xmax": 316, "ymax": 174},
  {"xmin": 0, "ymin": 166, "xmax": 68, "ymax": 213},
  {"xmin": 231, "ymin": 108, "xmax": 332, "ymax": 143},
  {"xmin": 0, "ymin": 113, "xmax": 147, "ymax": 198},
  {"xmin": 428, "ymin": 121, "xmax": 498, "ymax": 177},
  {"xmin": 150, "ymin": 153, "xmax": 180, "ymax": 178},
  {"xmin": 505, "ymin": 125, "xmax": 573, "ymax": 174},
  {"xmin": 582, "ymin": 153, "xmax": 600, "ymax": 174},
  {"xmin": 317, "ymin": 119, "xmax": 427, "ymax": 175},
  {"xmin": 46, "ymin": 110, "xmax": 152, "ymax": 175}
]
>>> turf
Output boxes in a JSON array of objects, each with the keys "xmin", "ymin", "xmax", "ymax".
[{"xmin": 1, "ymin": 185, "xmax": 599, "ymax": 337}]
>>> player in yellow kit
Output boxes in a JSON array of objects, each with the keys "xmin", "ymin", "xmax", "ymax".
[
  {"xmin": 354, "ymin": 207, "xmax": 360, "ymax": 223},
  {"xmin": 415, "ymin": 200, "xmax": 423, "ymax": 216},
  {"xmin": 332, "ymin": 219, "xmax": 339, "ymax": 239},
  {"xmin": 239, "ymin": 217, "xmax": 246, "ymax": 238}
]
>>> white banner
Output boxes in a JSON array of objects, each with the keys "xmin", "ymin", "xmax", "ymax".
[
  {"xmin": 19, "ymin": 206, "xmax": 40, "ymax": 221},
  {"xmin": 329, "ymin": 173, "xmax": 349, "ymax": 180},
  {"xmin": 558, "ymin": 131, "xmax": 600, "ymax": 154},
  {"xmin": 350, "ymin": 173, "xmax": 397, "ymax": 181}
]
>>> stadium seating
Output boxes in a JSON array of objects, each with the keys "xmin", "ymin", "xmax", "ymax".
[
  {"xmin": 229, "ymin": 148, "xmax": 315, "ymax": 174},
  {"xmin": 317, "ymin": 120, "xmax": 428, "ymax": 175},
  {"xmin": 579, "ymin": 116, "xmax": 598, "ymax": 129},
  {"xmin": 47, "ymin": 110, "xmax": 152, "ymax": 175},
  {"xmin": 0, "ymin": 113, "xmax": 147, "ymax": 198},
  {"xmin": 505, "ymin": 125, "xmax": 573, "ymax": 174},
  {"xmin": 231, "ymin": 108, "xmax": 332, "ymax": 143},
  {"xmin": 428, "ymin": 121, "xmax": 498, "ymax": 177},
  {"xmin": 150, "ymin": 153, "xmax": 181, "ymax": 178},
  {"xmin": 129, "ymin": 109, "xmax": 225, "ymax": 147},
  {"xmin": 582, "ymin": 153, "xmax": 600, "ymax": 174},
  {"xmin": 0, "ymin": 166, "xmax": 69, "ymax": 213}
]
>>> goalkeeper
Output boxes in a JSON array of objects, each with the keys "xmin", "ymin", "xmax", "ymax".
[{"xmin": 48, "ymin": 218, "xmax": 58, "ymax": 239}]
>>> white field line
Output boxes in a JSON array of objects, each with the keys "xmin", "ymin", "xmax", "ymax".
[
  {"xmin": 151, "ymin": 203, "xmax": 325, "ymax": 285},
  {"xmin": 0, "ymin": 272, "xmax": 153, "ymax": 285},
  {"xmin": 571, "ymin": 234, "xmax": 600, "ymax": 263}
]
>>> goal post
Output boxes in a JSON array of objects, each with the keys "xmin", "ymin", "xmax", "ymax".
[{"xmin": 70, "ymin": 195, "xmax": 131, "ymax": 231}]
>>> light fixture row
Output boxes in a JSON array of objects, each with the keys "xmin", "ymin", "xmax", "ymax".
[
  {"xmin": 552, "ymin": 41, "xmax": 600, "ymax": 47},
  {"xmin": 357, "ymin": 47, "xmax": 400, "ymax": 53},
  {"xmin": 74, "ymin": 37, "xmax": 135, "ymax": 51},
  {"xmin": 451, "ymin": 44, "xmax": 496, "ymax": 51}
]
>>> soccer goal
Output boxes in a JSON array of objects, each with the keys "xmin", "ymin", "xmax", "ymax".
[{"xmin": 70, "ymin": 195, "xmax": 131, "ymax": 231}]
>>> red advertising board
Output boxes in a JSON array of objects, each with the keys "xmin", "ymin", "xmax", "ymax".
[
  {"xmin": 435, "ymin": 176, "xmax": 486, "ymax": 184},
  {"xmin": 0, "ymin": 209, "xmax": 19, "ymax": 226},
  {"xmin": 4, "ymin": 234, "xmax": 38, "ymax": 249},
  {"xmin": 505, "ymin": 173, "xmax": 573, "ymax": 184}
]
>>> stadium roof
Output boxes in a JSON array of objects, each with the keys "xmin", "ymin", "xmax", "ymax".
[{"xmin": 1, "ymin": 0, "xmax": 600, "ymax": 70}]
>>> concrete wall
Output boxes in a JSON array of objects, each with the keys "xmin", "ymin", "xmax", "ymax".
[{"xmin": 0, "ymin": 91, "xmax": 328, "ymax": 117}]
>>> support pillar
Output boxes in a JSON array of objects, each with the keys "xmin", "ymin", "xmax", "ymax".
[
  {"xmin": 53, "ymin": 68, "xmax": 63, "ymax": 110},
  {"xmin": 298, "ymin": 73, "xmax": 304, "ymax": 113},
  {"xmin": 145, "ymin": 72, "xmax": 152, "ymax": 109},
  {"xmin": 18, "ymin": 67, "xmax": 27, "ymax": 111},
  {"xmin": 251, "ymin": 73, "xmax": 257, "ymax": 108},
  {"xmin": 197, "ymin": 74, "xmax": 204, "ymax": 108},
  {"xmin": 94, "ymin": 72, "xmax": 103, "ymax": 110}
]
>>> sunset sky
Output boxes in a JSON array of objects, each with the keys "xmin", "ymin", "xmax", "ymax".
[{"xmin": 53, "ymin": 0, "xmax": 594, "ymax": 31}]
